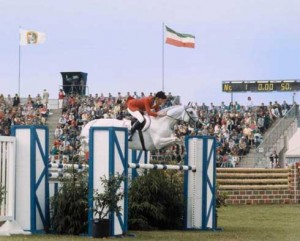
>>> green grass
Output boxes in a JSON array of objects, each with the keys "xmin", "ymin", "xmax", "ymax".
[{"xmin": 1, "ymin": 204, "xmax": 300, "ymax": 241}]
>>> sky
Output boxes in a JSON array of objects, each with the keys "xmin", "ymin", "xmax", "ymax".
[{"xmin": 1, "ymin": 0, "xmax": 300, "ymax": 106}]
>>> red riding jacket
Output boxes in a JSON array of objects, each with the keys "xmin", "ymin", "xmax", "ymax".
[{"xmin": 126, "ymin": 96, "xmax": 159, "ymax": 117}]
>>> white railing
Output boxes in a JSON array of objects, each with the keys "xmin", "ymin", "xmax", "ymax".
[{"xmin": 0, "ymin": 137, "xmax": 16, "ymax": 221}]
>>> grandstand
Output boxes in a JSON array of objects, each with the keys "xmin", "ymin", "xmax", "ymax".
[
  {"xmin": 0, "ymin": 93, "xmax": 299, "ymax": 169},
  {"xmin": 1, "ymin": 92, "xmax": 300, "ymax": 205}
]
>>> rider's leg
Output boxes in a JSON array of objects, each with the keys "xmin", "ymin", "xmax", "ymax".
[
  {"xmin": 128, "ymin": 121, "xmax": 141, "ymax": 141},
  {"xmin": 127, "ymin": 109, "xmax": 144, "ymax": 141}
]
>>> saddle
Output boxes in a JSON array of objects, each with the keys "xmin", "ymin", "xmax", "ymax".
[{"xmin": 130, "ymin": 115, "xmax": 150, "ymax": 132}]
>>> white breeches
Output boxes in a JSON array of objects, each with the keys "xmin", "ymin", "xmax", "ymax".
[
  {"xmin": 127, "ymin": 108, "xmax": 144, "ymax": 123},
  {"xmin": 58, "ymin": 99, "xmax": 63, "ymax": 109}
]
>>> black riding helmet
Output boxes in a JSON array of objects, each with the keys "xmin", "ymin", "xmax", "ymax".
[{"xmin": 155, "ymin": 91, "xmax": 167, "ymax": 99}]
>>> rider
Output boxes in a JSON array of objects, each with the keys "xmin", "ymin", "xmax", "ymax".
[{"xmin": 126, "ymin": 91, "xmax": 167, "ymax": 141}]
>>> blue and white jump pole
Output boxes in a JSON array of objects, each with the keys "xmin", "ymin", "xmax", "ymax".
[
  {"xmin": 0, "ymin": 126, "xmax": 49, "ymax": 235},
  {"xmin": 11, "ymin": 126, "xmax": 49, "ymax": 234}
]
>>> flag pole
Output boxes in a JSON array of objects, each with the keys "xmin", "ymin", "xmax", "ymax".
[
  {"xmin": 162, "ymin": 22, "xmax": 165, "ymax": 91},
  {"xmin": 18, "ymin": 26, "xmax": 21, "ymax": 96}
]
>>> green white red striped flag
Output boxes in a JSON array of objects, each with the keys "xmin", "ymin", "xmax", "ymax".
[{"xmin": 165, "ymin": 26, "xmax": 195, "ymax": 48}]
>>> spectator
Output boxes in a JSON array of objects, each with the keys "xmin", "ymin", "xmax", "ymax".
[
  {"xmin": 264, "ymin": 112, "xmax": 272, "ymax": 130},
  {"xmin": 269, "ymin": 150, "xmax": 279, "ymax": 168},
  {"xmin": 6, "ymin": 94, "xmax": 12, "ymax": 107},
  {"xmin": 199, "ymin": 102, "xmax": 208, "ymax": 111},
  {"xmin": 115, "ymin": 92, "xmax": 123, "ymax": 105},
  {"xmin": 246, "ymin": 96, "xmax": 253, "ymax": 111},
  {"xmin": 209, "ymin": 103, "xmax": 215, "ymax": 114},
  {"xmin": 226, "ymin": 118, "xmax": 235, "ymax": 131},
  {"xmin": 35, "ymin": 93, "xmax": 42, "ymax": 108},
  {"xmin": 254, "ymin": 132, "xmax": 263, "ymax": 147},
  {"xmin": 220, "ymin": 101, "xmax": 227, "ymax": 113},
  {"xmin": 81, "ymin": 111, "xmax": 90, "ymax": 122},
  {"xmin": 13, "ymin": 94, "xmax": 20, "ymax": 107},
  {"xmin": 270, "ymin": 105, "xmax": 280, "ymax": 119},
  {"xmin": 233, "ymin": 101, "xmax": 241, "ymax": 112},
  {"xmin": 54, "ymin": 124, "xmax": 63, "ymax": 139},
  {"xmin": 58, "ymin": 89, "xmax": 65, "ymax": 109},
  {"xmin": 68, "ymin": 95, "xmax": 76, "ymax": 108},
  {"xmin": 50, "ymin": 142, "xmax": 60, "ymax": 155},
  {"xmin": 42, "ymin": 89, "xmax": 49, "ymax": 108},
  {"xmin": 58, "ymin": 115, "xmax": 67, "ymax": 126},
  {"xmin": 2, "ymin": 126, "xmax": 10, "ymax": 136},
  {"xmin": 26, "ymin": 95, "xmax": 33, "ymax": 105},
  {"xmin": 256, "ymin": 114, "xmax": 265, "ymax": 133},
  {"xmin": 273, "ymin": 101, "xmax": 283, "ymax": 117},
  {"xmin": 238, "ymin": 137, "xmax": 248, "ymax": 156},
  {"xmin": 281, "ymin": 100, "xmax": 290, "ymax": 116},
  {"xmin": 133, "ymin": 91, "xmax": 139, "ymax": 99},
  {"xmin": 267, "ymin": 101, "xmax": 274, "ymax": 119},
  {"xmin": 258, "ymin": 102, "xmax": 268, "ymax": 114},
  {"xmin": 243, "ymin": 124, "xmax": 254, "ymax": 146}
]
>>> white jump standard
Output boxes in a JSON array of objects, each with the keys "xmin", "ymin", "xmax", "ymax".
[
  {"xmin": 87, "ymin": 127, "xmax": 217, "ymax": 237},
  {"xmin": 0, "ymin": 126, "xmax": 49, "ymax": 236}
]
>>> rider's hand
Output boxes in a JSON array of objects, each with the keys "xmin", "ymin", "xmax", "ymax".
[{"xmin": 157, "ymin": 113, "xmax": 166, "ymax": 117}]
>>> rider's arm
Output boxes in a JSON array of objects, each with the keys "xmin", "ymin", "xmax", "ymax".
[
  {"xmin": 152, "ymin": 104, "xmax": 167, "ymax": 117},
  {"xmin": 144, "ymin": 99, "xmax": 158, "ymax": 117}
]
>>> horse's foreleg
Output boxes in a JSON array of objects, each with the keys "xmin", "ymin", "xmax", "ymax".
[{"xmin": 153, "ymin": 136, "xmax": 182, "ymax": 150}]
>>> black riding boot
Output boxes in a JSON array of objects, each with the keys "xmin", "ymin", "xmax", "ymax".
[{"xmin": 128, "ymin": 120, "xmax": 143, "ymax": 141}]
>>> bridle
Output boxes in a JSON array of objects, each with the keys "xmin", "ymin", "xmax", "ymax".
[
  {"xmin": 183, "ymin": 107, "xmax": 199, "ymax": 125},
  {"xmin": 166, "ymin": 106, "xmax": 199, "ymax": 125}
]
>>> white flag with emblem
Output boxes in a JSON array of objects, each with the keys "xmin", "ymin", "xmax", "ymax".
[{"xmin": 19, "ymin": 29, "xmax": 46, "ymax": 46}]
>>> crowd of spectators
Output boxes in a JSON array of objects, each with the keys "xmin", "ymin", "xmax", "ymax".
[
  {"xmin": 47, "ymin": 92, "xmax": 293, "ymax": 168},
  {"xmin": 0, "ymin": 91, "xmax": 293, "ymax": 168},
  {"xmin": 194, "ymin": 99, "xmax": 292, "ymax": 167},
  {"xmin": 0, "ymin": 92, "xmax": 49, "ymax": 136},
  {"xmin": 49, "ymin": 91, "xmax": 177, "ymax": 164}
]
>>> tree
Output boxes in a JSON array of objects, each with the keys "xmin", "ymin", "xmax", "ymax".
[
  {"xmin": 92, "ymin": 173, "xmax": 125, "ymax": 220},
  {"xmin": 128, "ymin": 170, "xmax": 184, "ymax": 230},
  {"xmin": 0, "ymin": 186, "xmax": 5, "ymax": 207},
  {"xmin": 50, "ymin": 168, "xmax": 89, "ymax": 235}
]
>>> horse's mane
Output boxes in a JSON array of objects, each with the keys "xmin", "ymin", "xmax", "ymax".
[{"xmin": 158, "ymin": 105, "xmax": 182, "ymax": 114}]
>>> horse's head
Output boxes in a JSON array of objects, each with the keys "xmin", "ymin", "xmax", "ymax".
[
  {"xmin": 163, "ymin": 104, "xmax": 199, "ymax": 126},
  {"xmin": 183, "ymin": 104, "xmax": 199, "ymax": 126}
]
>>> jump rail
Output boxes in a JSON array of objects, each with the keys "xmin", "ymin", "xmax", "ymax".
[{"xmin": 128, "ymin": 163, "xmax": 196, "ymax": 171}]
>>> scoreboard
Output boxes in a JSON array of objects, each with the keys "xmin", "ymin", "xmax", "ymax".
[{"xmin": 222, "ymin": 80, "xmax": 300, "ymax": 92}]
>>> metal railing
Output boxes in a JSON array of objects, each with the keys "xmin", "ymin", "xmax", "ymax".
[{"xmin": 254, "ymin": 104, "xmax": 299, "ymax": 167}]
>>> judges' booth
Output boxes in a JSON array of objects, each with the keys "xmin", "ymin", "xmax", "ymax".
[{"xmin": 60, "ymin": 72, "xmax": 88, "ymax": 96}]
